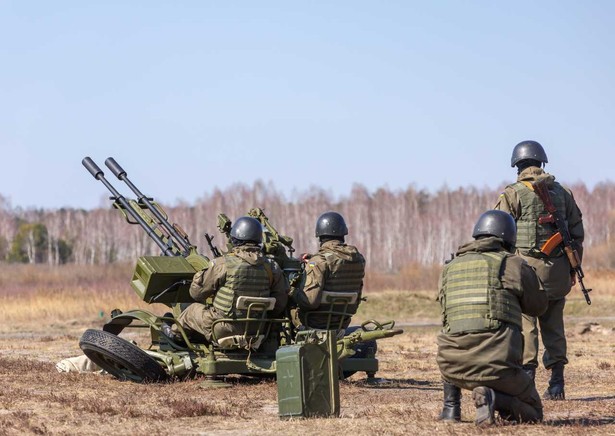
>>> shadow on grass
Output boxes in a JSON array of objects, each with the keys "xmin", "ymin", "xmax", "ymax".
[
  {"xmin": 545, "ymin": 417, "xmax": 615, "ymax": 426},
  {"xmin": 351, "ymin": 377, "xmax": 439, "ymax": 390},
  {"xmin": 569, "ymin": 395, "xmax": 615, "ymax": 402}
]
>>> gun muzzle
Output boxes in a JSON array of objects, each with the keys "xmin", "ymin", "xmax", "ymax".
[
  {"xmin": 82, "ymin": 157, "xmax": 104, "ymax": 179},
  {"xmin": 105, "ymin": 157, "xmax": 127, "ymax": 179}
]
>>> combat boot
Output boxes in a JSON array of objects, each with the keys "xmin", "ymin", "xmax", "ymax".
[
  {"xmin": 489, "ymin": 390, "xmax": 543, "ymax": 423},
  {"xmin": 543, "ymin": 362, "xmax": 565, "ymax": 400},
  {"xmin": 161, "ymin": 313, "xmax": 184, "ymax": 344},
  {"xmin": 438, "ymin": 381, "xmax": 461, "ymax": 422},
  {"xmin": 472, "ymin": 386, "xmax": 496, "ymax": 426}
]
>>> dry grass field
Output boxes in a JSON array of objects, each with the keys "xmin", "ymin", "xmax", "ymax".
[{"xmin": 0, "ymin": 264, "xmax": 614, "ymax": 435}]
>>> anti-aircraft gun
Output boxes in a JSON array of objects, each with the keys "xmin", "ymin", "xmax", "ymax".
[{"xmin": 78, "ymin": 157, "xmax": 403, "ymax": 386}]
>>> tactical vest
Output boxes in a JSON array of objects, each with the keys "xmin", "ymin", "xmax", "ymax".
[
  {"xmin": 212, "ymin": 255, "xmax": 272, "ymax": 316},
  {"xmin": 440, "ymin": 251, "xmax": 522, "ymax": 334},
  {"xmin": 512, "ymin": 182, "xmax": 567, "ymax": 257},
  {"xmin": 317, "ymin": 249, "xmax": 365, "ymax": 315}
]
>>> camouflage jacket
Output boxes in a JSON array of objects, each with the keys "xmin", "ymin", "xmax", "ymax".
[
  {"xmin": 189, "ymin": 244, "xmax": 289, "ymax": 317},
  {"xmin": 437, "ymin": 237, "xmax": 547, "ymax": 383},
  {"xmin": 292, "ymin": 239, "xmax": 365, "ymax": 329}
]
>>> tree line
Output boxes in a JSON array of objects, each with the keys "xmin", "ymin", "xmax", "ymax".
[{"xmin": 1, "ymin": 180, "xmax": 614, "ymax": 271}]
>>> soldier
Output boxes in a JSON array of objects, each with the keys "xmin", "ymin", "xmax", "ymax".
[
  {"xmin": 437, "ymin": 210, "xmax": 548, "ymax": 425},
  {"xmin": 290, "ymin": 211, "xmax": 365, "ymax": 330},
  {"xmin": 174, "ymin": 216, "xmax": 289, "ymax": 344},
  {"xmin": 494, "ymin": 140, "xmax": 584, "ymax": 400}
]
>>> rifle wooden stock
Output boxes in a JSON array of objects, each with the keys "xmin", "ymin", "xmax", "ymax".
[
  {"xmin": 533, "ymin": 181, "xmax": 557, "ymax": 213},
  {"xmin": 564, "ymin": 245, "xmax": 581, "ymax": 270}
]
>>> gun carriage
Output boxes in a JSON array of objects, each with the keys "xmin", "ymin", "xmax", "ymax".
[{"xmin": 78, "ymin": 157, "xmax": 402, "ymax": 383}]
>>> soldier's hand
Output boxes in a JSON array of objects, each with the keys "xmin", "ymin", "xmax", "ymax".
[{"xmin": 300, "ymin": 253, "xmax": 311, "ymax": 263}]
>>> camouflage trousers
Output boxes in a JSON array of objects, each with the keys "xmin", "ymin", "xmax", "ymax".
[
  {"xmin": 522, "ymin": 297, "xmax": 568, "ymax": 369},
  {"xmin": 177, "ymin": 303, "xmax": 269, "ymax": 344},
  {"xmin": 444, "ymin": 368, "xmax": 543, "ymax": 423},
  {"xmin": 177, "ymin": 304, "xmax": 244, "ymax": 343}
]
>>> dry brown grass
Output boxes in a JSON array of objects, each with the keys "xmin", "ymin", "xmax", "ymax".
[
  {"xmin": 0, "ymin": 263, "xmax": 168, "ymax": 324},
  {"xmin": 0, "ymin": 264, "xmax": 614, "ymax": 434}
]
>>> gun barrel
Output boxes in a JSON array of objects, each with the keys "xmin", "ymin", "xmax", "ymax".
[
  {"xmin": 104, "ymin": 157, "xmax": 192, "ymax": 255},
  {"xmin": 82, "ymin": 157, "xmax": 177, "ymax": 257},
  {"xmin": 338, "ymin": 328, "xmax": 403, "ymax": 347}
]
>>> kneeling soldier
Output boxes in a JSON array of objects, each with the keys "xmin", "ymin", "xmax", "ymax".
[{"xmin": 436, "ymin": 210, "xmax": 548, "ymax": 425}]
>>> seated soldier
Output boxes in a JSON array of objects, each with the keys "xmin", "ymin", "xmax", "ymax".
[
  {"xmin": 175, "ymin": 216, "xmax": 289, "ymax": 345},
  {"xmin": 290, "ymin": 212, "xmax": 365, "ymax": 330}
]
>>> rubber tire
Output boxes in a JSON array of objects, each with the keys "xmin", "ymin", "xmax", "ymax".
[
  {"xmin": 342, "ymin": 326, "xmax": 378, "ymax": 379},
  {"xmin": 79, "ymin": 329, "xmax": 167, "ymax": 383}
]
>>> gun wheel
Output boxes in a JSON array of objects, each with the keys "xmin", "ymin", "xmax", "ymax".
[{"xmin": 79, "ymin": 329, "xmax": 167, "ymax": 383}]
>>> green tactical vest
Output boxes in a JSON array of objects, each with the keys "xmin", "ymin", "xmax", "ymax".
[
  {"xmin": 512, "ymin": 181, "xmax": 567, "ymax": 257},
  {"xmin": 317, "ymin": 249, "xmax": 365, "ymax": 315},
  {"xmin": 440, "ymin": 251, "xmax": 522, "ymax": 334},
  {"xmin": 212, "ymin": 255, "xmax": 272, "ymax": 316}
]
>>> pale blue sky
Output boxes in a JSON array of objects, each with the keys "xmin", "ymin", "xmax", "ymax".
[{"xmin": 1, "ymin": 1, "xmax": 613, "ymax": 209}]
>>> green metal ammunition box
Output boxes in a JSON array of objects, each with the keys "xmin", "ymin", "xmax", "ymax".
[
  {"xmin": 276, "ymin": 331, "xmax": 340, "ymax": 418},
  {"xmin": 131, "ymin": 256, "xmax": 196, "ymax": 304}
]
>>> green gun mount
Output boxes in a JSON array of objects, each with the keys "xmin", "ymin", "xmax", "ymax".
[{"xmin": 82, "ymin": 157, "xmax": 210, "ymax": 307}]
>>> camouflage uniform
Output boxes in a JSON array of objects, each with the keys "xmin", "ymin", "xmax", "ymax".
[
  {"xmin": 437, "ymin": 236, "xmax": 548, "ymax": 422},
  {"xmin": 494, "ymin": 167, "xmax": 584, "ymax": 371},
  {"xmin": 291, "ymin": 239, "xmax": 365, "ymax": 330},
  {"xmin": 177, "ymin": 244, "xmax": 289, "ymax": 343}
]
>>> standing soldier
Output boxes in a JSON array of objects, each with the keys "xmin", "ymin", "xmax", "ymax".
[
  {"xmin": 174, "ymin": 216, "xmax": 289, "ymax": 344},
  {"xmin": 494, "ymin": 140, "xmax": 585, "ymax": 400},
  {"xmin": 290, "ymin": 211, "xmax": 365, "ymax": 330},
  {"xmin": 437, "ymin": 210, "xmax": 548, "ymax": 425}
]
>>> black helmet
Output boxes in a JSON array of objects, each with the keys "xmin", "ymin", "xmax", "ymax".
[
  {"xmin": 230, "ymin": 216, "xmax": 262, "ymax": 243},
  {"xmin": 472, "ymin": 210, "xmax": 517, "ymax": 247},
  {"xmin": 315, "ymin": 212, "xmax": 348, "ymax": 238},
  {"xmin": 511, "ymin": 140, "xmax": 548, "ymax": 167}
]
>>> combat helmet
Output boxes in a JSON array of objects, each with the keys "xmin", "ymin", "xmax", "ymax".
[
  {"xmin": 511, "ymin": 140, "xmax": 548, "ymax": 167},
  {"xmin": 472, "ymin": 210, "xmax": 517, "ymax": 248},
  {"xmin": 315, "ymin": 212, "xmax": 348, "ymax": 238},
  {"xmin": 230, "ymin": 216, "xmax": 263, "ymax": 244}
]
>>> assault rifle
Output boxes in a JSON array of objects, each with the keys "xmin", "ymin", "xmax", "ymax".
[{"xmin": 533, "ymin": 180, "xmax": 592, "ymax": 305}]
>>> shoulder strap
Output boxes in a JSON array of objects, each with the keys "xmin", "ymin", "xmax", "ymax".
[{"xmin": 520, "ymin": 181, "xmax": 534, "ymax": 191}]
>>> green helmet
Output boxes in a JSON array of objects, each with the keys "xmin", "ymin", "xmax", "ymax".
[
  {"xmin": 230, "ymin": 216, "xmax": 263, "ymax": 243},
  {"xmin": 511, "ymin": 140, "xmax": 548, "ymax": 167},
  {"xmin": 472, "ymin": 210, "xmax": 516, "ymax": 247},
  {"xmin": 315, "ymin": 212, "xmax": 348, "ymax": 238}
]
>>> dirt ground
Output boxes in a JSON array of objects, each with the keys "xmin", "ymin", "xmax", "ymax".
[{"xmin": 1, "ymin": 313, "xmax": 614, "ymax": 435}]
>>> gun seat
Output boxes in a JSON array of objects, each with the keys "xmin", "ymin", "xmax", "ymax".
[
  {"xmin": 303, "ymin": 290, "xmax": 360, "ymax": 331},
  {"xmin": 212, "ymin": 296, "xmax": 277, "ymax": 351}
]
